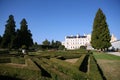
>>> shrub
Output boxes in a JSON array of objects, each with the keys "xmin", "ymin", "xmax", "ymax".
[
  {"xmin": 25, "ymin": 58, "xmax": 40, "ymax": 70},
  {"xmin": 61, "ymin": 53, "xmax": 82, "ymax": 59},
  {"xmin": 80, "ymin": 46, "xmax": 87, "ymax": 50},
  {"xmin": 33, "ymin": 58, "xmax": 72, "ymax": 80},
  {"xmin": 11, "ymin": 57, "xmax": 25, "ymax": 64},
  {"xmin": 0, "ymin": 50, "xmax": 9, "ymax": 54},
  {"xmin": 0, "ymin": 56, "xmax": 42, "ymax": 80},
  {"xmin": 0, "ymin": 57, "xmax": 11, "ymax": 63},
  {"xmin": 0, "ymin": 65, "xmax": 42, "ymax": 80},
  {"xmin": 74, "ymin": 54, "xmax": 86, "ymax": 68},
  {"xmin": 50, "ymin": 58, "xmax": 87, "ymax": 79},
  {"xmin": 88, "ymin": 55, "xmax": 103, "ymax": 80}
]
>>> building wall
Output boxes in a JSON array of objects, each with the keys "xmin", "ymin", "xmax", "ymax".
[
  {"xmin": 110, "ymin": 40, "xmax": 120, "ymax": 50},
  {"xmin": 62, "ymin": 34, "xmax": 117, "ymax": 50},
  {"xmin": 62, "ymin": 34, "xmax": 91, "ymax": 50}
]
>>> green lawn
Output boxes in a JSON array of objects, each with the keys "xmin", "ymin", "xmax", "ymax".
[
  {"xmin": 93, "ymin": 52, "xmax": 120, "ymax": 60},
  {"xmin": 93, "ymin": 52, "xmax": 120, "ymax": 80}
]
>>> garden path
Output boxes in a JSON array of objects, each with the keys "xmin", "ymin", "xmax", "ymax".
[{"xmin": 107, "ymin": 52, "xmax": 120, "ymax": 56}]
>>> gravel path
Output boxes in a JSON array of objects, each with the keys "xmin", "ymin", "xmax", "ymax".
[
  {"xmin": 65, "ymin": 58, "xmax": 79, "ymax": 63},
  {"xmin": 107, "ymin": 52, "xmax": 120, "ymax": 56}
]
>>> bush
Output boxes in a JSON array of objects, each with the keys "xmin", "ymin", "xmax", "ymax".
[
  {"xmin": 0, "ymin": 58, "xmax": 11, "ymax": 63},
  {"xmin": 80, "ymin": 46, "xmax": 87, "ymax": 50},
  {"xmin": 50, "ymin": 58, "xmax": 87, "ymax": 79},
  {"xmin": 74, "ymin": 54, "xmax": 86, "ymax": 68},
  {"xmin": 61, "ymin": 53, "xmax": 82, "ymax": 59},
  {"xmin": 58, "ymin": 45, "xmax": 65, "ymax": 50},
  {"xmin": 25, "ymin": 58, "xmax": 40, "ymax": 70},
  {"xmin": 0, "ymin": 50, "xmax": 9, "ymax": 54},
  {"xmin": 11, "ymin": 57, "xmax": 25, "ymax": 64},
  {"xmin": 0, "ymin": 65, "xmax": 42, "ymax": 80},
  {"xmin": 33, "ymin": 58, "xmax": 72, "ymax": 80},
  {"xmin": 88, "ymin": 55, "xmax": 103, "ymax": 80},
  {"xmin": 0, "ymin": 56, "xmax": 42, "ymax": 80}
]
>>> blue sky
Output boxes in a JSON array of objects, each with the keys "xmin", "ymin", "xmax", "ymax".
[{"xmin": 0, "ymin": 0, "xmax": 120, "ymax": 44}]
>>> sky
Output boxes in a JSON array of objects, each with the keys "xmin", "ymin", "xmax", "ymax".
[{"xmin": 0, "ymin": 0, "xmax": 120, "ymax": 44}]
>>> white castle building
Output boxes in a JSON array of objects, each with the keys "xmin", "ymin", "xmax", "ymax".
[
  {"xmin": 62, "ymin": 34, "xmax": 91, "ymax": 50},
  {"xmin": 62, "ymin": 34, "xmax": 117, "ymax": 50}
]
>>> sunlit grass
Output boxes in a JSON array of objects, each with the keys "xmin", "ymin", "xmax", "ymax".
[
  {"xmin": 93, "ymin": 52, "xmax": 120, "ymax": 60},
  {"xmin": 93, "ymin": 52, "xmax": 120, "ymax": 80}
]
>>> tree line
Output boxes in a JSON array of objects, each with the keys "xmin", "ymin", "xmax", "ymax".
[
  {"xmin": 0, "ymin": 15, "xmax": 65, "ymax": 50},
  {"xmin": 0, "ymin": 15, "xmax": 33, "ymax": 49},
  {"xmin": 33, "ymin": 39, "xmax": 65, "ymax": 50}
]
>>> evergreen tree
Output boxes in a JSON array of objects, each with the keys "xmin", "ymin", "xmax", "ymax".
[
  {"xmin": 58, "ymin": 45, "xmax": 65, "ymax": 50},
  {"xmin": 51, "ymin": 40, "xmax": 55, "ymax": 48},
  {"xmin": 55, "ymin": 41, "xmax": 61, "ymax": 48},
  {"xmin": 19, "ymin": 18, "xmax": 33, "ymax": 48},
  {"xmin": 11, "ymin": 29, "xmax": 21, "ymax": 48},
  {"xmin": 91, "ymin": 8, "xmax": 111, "ymax": 51},
  {"xmin": 1, "ymin": 15, "xmax": 16, "ymax": 48},
  {"xmin": 0, "ymin": 35, "xmax": 2, "ymax": 47}
]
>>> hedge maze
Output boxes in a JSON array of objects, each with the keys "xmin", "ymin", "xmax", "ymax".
[{"xmin": 0, "ymin": 50, "xmax": 105, "ymax": 80}]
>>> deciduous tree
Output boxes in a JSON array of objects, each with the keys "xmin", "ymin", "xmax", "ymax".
[{"xmin": 42, "ymin": 39, "xmax": 50, "ymax": 45}]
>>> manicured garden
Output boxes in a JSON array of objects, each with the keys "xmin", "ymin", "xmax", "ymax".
[{"xmin": 0, "ymin": 49, "xmax": 119, "ymax": 80}]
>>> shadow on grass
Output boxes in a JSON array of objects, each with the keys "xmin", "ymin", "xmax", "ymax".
[
  {"xmin": 79, "ymin": 54, "xmax": 89, "ymax": 72},
  {"xmin": 93, "ymin": 56, "xmax": 106, "ymax": 80},
  {"xmin": 0, "ymin": 75, "xmax": 22, "ymax": 80},
  {"xmin": 34, "ymin": 61, "xmax": 52, "ymax": 78}
]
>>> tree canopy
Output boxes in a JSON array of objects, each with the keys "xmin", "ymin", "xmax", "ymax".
[
  {"xmin": 13, "ymin": 18, "xmax": 33, "ymax": 49},
  {"xmin": 1, "ymin": 15, "xmax": 33, "ymax": 49},
  {"xmin": 0, "ymin": 35, "xmax": 2, "ymax": 47},
  {"xmin": 42, "ymin": 39, "xmax": 50, "ymax": 45},
  {"xmin": 1, "ymin": 15, "xmax": 16, "ymax": 48},
  {"xmin": 91, "ymin": 8, "xmax": 111, "ymax": 51},
  {"xmin": 42, "ymin": 39, "xmax": 65, "ymax": 50}
]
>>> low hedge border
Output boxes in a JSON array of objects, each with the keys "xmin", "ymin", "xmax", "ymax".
[
  {"xmin": 74, "ymin": 54, "xmax": 86, "ymax": 68},
  {"xmin": 50, "ymin": 58, "xmax": 87, "ymax": 80},
  {"xmin": 88, "ymin": 54, "xmax": 103, "ymax": 80},
  {"xmin": 33, "ymin": 58, "xmax": 72, "ymax": 80}
]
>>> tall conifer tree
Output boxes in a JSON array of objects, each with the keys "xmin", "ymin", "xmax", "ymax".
[
  {"xmin": 19, "ymin": 18, "xmax": 33, "ymax": 48},
  {"xmin": 0, "ymin": 35, "xmax": 2, "ymax": 47},
  {"xmin": 1, "ymin": 15, "xmax": 16, "ymax": 48},
  {"xmin": 91, "ymin": 8, "xmax": 111, "ymax": 51}
]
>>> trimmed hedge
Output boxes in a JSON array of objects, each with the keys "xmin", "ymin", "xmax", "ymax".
[
  {"xmin": 61, "ymin": 53, "xmax": 82, "ymax": 59},
  {"xmin": 50, "ymin": 58, "xmax": 87, "ymax": 79},
  {"xmin": 0, "ymin": 56, "xmax": 25, "ymax": 64},
  {"xmin": 79, "ymin": 54, "xmax": 89, "ymax": 73},
  {"xmin": 11, "ymin": 57, "xmax": 25, "ymax": 64},
  {"xmin": 88, "ymin": 55, "xmax": 103, "ymax": 80},
  {"xmin": 0, "ymin": 50, "xmax": 9, "ymax": 54},
  {"xmin": 0, "ymin": 55, "xmax": 43, "ymax": 80},
  {"xmin": 38, "ymin": 50, "xmax": 87, "ymax": 59},
  {"xmin": 0, "ymin": 64, "xmax": 42, "ymax": 80},
  {"xmin": 33, "ymin": 58, "xmax": 72, "ymax": 80},
  {"xmin": 0, "ymin": 57, "xmax": 11, "ymax": 63},
  {"xmin": 25, "ymin": 58, "xmax": 40, "ymax": 70},
  {"xmin": 74, "ymin": 54, "xmax": 86, "ymax": 68}
]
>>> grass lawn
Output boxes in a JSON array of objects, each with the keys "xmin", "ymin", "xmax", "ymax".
[{"xmin": 93, "ymin": 52, "xmax": 120, "ymax": 80}]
